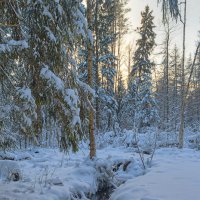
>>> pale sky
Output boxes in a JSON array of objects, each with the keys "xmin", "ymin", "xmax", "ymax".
[{"xmin": 126, "ymin": 0, "xmax": 200, "ymax": 59}]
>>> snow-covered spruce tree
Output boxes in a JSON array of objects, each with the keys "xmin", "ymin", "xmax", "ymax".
[
  {"xmin": 131, "ymin": 6, "xmax": 159, "ymax": 131},
  {"xmin": 0, "ymin": 0, "xmax": 92, "ymax": 151},
  {"xmin": 97, "ymin": 0, "xmax": 118, "ymax": 131},
  {"xmin": 158, "ymin": 0, "xmax": 179, "ymax": 22},
  {"xmin": 156, "ymin": 20, "xmax": 182, "ymax": 131},
  {"xmin": 113, "ymin": 1, "xmax": 130, "ymax": 130},
  {"xmin": 0, "ymin": 0, "xmax": 30, "ymax": 149},
  {"xmin": 185, "ymin": 46, "xmax": 200, "ymax": 128},
  {"xmin": 169, "ymin": 45, "xmax": 182, "ymax": 131},
  {"xmin": 24, "ymin": 0, "xmax": 93, "ymax": 151},
  {"xmin": 113, "ymin": 0, "xmax": 130, "ymax": 93},
  {"xmin": 98, "ymin": 0, "xmax": 130, "ymax": 131},
  {"xmin": 78, "ymin": 0, "xmax": 130, "ymax": 132},
  {"xmin": 78, "ymin": 0, "xmax": 118, "ymax": 132},
  {"xmin": 115, "ymin": 71, "xmax": 127, "ymax": 130},
  {"xmin": 123, "ymin": 77, "xmax": 137, "ymax": 129},
  {"xmin": 157, "ymin": 44, "xmax": 182, "ymax": 131},
  {"xmin": 160, "ymin": 19, "xmax": 171, "ymax": 129}
]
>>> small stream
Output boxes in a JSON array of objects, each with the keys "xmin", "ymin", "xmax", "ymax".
[
  {"xmin": 89, "ymin": 159, "xmax": 133, "ymax": 199},
  {"xmin": 91, "ymin": 186, "xmax": 114, "ymax": 200}
]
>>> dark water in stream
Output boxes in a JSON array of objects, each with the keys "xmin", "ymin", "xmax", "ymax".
[{"xmin": 91, "ymin": 187, "xmax": 114, "ymax": 200}]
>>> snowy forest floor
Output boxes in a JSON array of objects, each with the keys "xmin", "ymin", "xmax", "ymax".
[
  {"xmin": 110, "ymin": 148, "xmax": 200, "ymax": 200},
  {"xmin": 0, "ymin": 130, "xmax": 200, "ymax": 200}
]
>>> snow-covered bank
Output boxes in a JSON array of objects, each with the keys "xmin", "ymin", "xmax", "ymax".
[
  {"xmin": 110, "ymin": 148, "xmax": 200, "ymax": 200},
  {"xmin": 1, "ymin": 129, "xmax": 200, "ymax": 200},
  {"xmin": 0, "ymin": 148, "xmax": 97, "ymax": 200},
  {"xmin": 0, "ymin": 147, "xmax": 144, "ymax": 200}
]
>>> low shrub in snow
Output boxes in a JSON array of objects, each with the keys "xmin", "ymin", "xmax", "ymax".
[
  {"xmin": 187, "ymin": 133, "xmax": 200, "ymax": 150},
  {"xmin": 0, "ymin": 160, "xmax": 22, "ymax": 181}
]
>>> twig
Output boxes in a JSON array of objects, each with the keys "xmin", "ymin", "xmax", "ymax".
[
  {"xmin": 0, "ymin": 66, "xmax": 16, "ymax": 88},
  {"xmin": 134, "ymin": 132, "xmax": 146, "ymax": 170},
  {"xmin": 149, "ymin": 130, "xmax": 158, "ymax": 166}
]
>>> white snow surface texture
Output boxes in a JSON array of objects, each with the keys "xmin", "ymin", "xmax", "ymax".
[
  {"xmin": 0, "ymin": 143, "xmax": 200, "ymax": 199},
  {"xmin": 0, "ymin": 146, "xmax": 143, "ymax": 200},
  {"xmin": 110, "ymin": 148, "xmax": 200, "ymax": 200}
]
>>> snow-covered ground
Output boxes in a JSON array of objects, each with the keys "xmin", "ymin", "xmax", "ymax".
[
  {"xmin": 110, "ymin": 148, "xmax": 200, "ymax": 200},
  {"xmin": 0, "ymin": 146, "xmax": 144, "ymax": 200},
  {"xmin": 1, "ymin": 130, "xmax": 200, "ymax": 200}
]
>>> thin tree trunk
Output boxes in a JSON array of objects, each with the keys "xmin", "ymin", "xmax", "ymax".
[
  {"xmin": 95, "ymin": 0, "xmax": 100, "ymax": 131},
  {"xmin": 185, "ymin": 43, "xmax": 200, "ymax": 97},
  {"xmin": 174, "ymin": 47, "xmax": 178, "ymax": 131},
  {"xmin": 113, "ymin": 2, "xmax": 117, "ymax": 93},
  {"xmin": 127, "ymin": 44, "xmax": 132, "ymax": 84},
  {"xmin": 117, "ymin": 34, "xmax": 121, "ymax": 94},
  {"xmin": 166, "ymin": 24, "xmax": 170, "ymax": 126},
  {"xmin": 179, "ymin": 0, "xmax": 186, "ymax": 148},
  {"xmin": 87, "ymin": 0, "xmax": 96, "ymax": 159}
]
